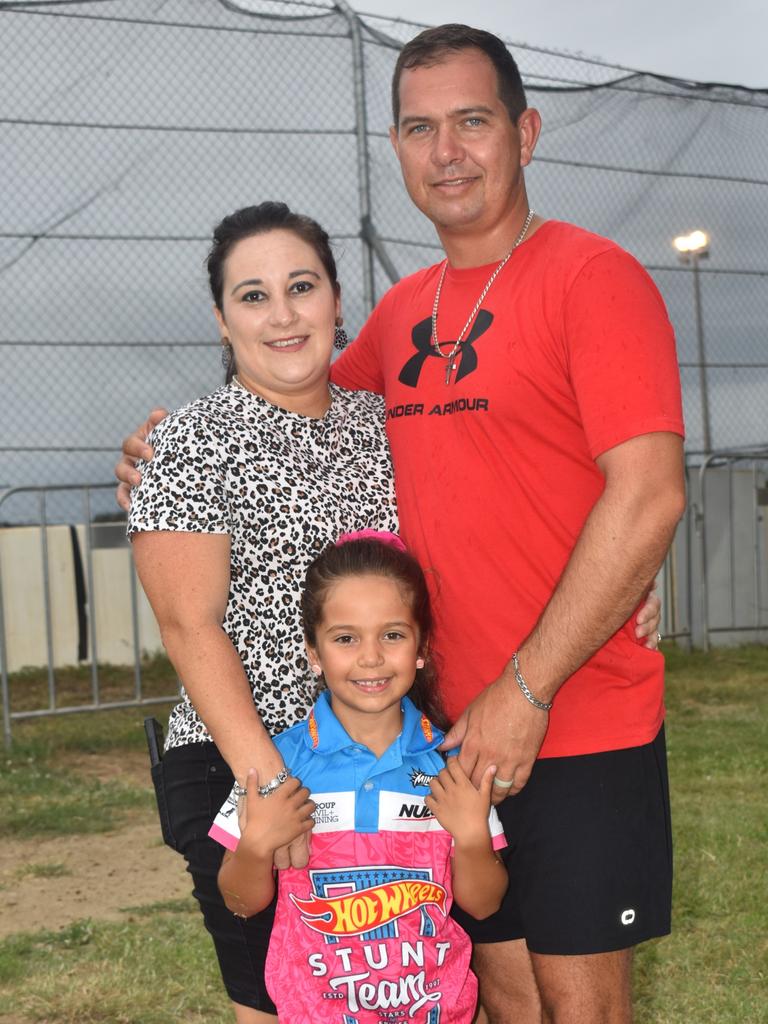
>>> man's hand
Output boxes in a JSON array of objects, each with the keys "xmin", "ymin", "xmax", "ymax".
[
  {"xmin": 114, "ymin": 408, "xmax": 168, "ymax": 511},
  {"xmin": 237, "ymin": 768, "xmax": 315, "ymax": 863},
  {"xmin": 441, "ymin": 669, "xmax": 549, "ymax": 805},
  {"xmin": 426, "ymin": 758, "xmax": 495, "ymax": 842},
  {"xmin": 636, "ymin": 579, "xmax": 662, "ymax": 648}
]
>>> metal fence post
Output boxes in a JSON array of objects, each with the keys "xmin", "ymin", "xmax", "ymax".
[
  {"xmin": 336, "ymin": 0, "xmax": 375, "ymax": 313},
  {"xmin": 0, "ymin": 539, "xmax": 11, "ymax": 748}
]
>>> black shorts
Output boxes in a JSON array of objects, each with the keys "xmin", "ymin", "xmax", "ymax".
[
  {"xmin": 160, "ymin": 742, "xmax": 276, "ymax": 1013},
  {"xmin": 452, "ymin": 726, "xmax": 672, "ymax": 955}
]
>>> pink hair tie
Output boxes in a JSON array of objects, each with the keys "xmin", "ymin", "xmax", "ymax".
[{"xmin": 335, "ymin": 529, "xmax": 407, "ymax": 553}]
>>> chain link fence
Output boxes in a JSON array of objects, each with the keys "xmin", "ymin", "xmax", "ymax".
[{"xmin": 1, "ymin": 0, "xmax": 767, "ymax": 520}]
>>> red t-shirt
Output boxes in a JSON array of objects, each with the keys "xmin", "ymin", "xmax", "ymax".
[{"xmin": 332, "ymin": 221, "xmax": 684, "ymax": 757}]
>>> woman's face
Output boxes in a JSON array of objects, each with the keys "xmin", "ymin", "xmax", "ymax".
[{"xmin": 214, "ymin": 228, "xmax": 340, "ymax": 413}]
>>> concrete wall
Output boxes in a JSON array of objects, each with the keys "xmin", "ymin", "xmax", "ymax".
[{"xmin": 0, "ymin": 523, "xmax": 162, "ymax": 673}]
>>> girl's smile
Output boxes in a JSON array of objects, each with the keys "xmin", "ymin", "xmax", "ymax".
[{"xmin": 306, "ymin": 573, "xmax": 423, "ymax": 755}]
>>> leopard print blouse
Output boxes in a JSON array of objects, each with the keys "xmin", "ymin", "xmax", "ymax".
[{"xmin": 128, "ymin": 379, "xmax": 398, "ymax": 749}]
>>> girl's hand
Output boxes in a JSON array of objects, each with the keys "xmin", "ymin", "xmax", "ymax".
[
  {"xmin": 237, "ymin": 768, "xmax": 316, "ymax": 862},
  {"xmin": 237, "ymin": 746, "xmax": 310, "ymax": 869},
  {"xmin": 425, "ymin": 758, "xmax": 495, "ymax": 847}
]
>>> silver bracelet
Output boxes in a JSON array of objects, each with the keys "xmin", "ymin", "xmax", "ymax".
[
  {"xmin": 258, "ymin": 767, "xmax": 290, "ymax": 798},
  {"xmin": 232, "ymin": 768, "xmax": 290, "ymax": 800},
  {"xmin": 511, "ymin": 652, "xmax": 552, "ymax": 712}
]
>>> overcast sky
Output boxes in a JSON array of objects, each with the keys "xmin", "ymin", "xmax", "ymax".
[{"xmin": 358, "ymin": 0, "xmax": 766, "ymax": 90}]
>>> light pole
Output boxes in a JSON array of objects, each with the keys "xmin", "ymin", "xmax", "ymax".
[{"xmin": 673, "ymin": 230, "xmax": 711, "ymax": 453}]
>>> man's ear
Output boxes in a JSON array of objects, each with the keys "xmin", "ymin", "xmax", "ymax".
[{"xmin": 517, "ymin": 107, "xmax": 542, "ymax": 167}]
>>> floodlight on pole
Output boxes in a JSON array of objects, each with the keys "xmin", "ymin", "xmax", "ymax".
[
  {"xmin": 673, "ymin": 230, "xmax": 709, "ymax": 256},
  {"xmin": 673, "ymin": 229, "xmax": 711, "ymax": 452}
]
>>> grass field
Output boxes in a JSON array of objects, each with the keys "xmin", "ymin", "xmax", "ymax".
[{"xmin": 1, "ymin": 646, "xmax": 766, "ymax": 1023}]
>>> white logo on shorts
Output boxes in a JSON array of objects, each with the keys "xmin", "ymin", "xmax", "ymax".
[{"xmin": 620, "ymin": 909, "xmax": 636, "ymax": 925}]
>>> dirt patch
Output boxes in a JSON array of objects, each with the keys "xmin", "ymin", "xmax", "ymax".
[
  {"xmin": 0, "ymin": 753, "xmax": 193, "ymax": 939},
  {"xmin": 56, "ymin": 747, "xmax": 153, "ymax": 789}
]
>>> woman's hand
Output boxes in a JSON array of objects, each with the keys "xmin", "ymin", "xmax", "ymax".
[
  {"xmin": 115, "ymin": 408, "xmax": 168, "ymax": 511},
  {"xmin": 425, "ymin": 757, "xmax": 495, "ymax": 847},
  {"xmin": 635, "ymin": 578, "xmax": 663, "ymax": 648},
  {"xmin": 237, "ymin": 768, "xmax": 315, "ymax": 862}
]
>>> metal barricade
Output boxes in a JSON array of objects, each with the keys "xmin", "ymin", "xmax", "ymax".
[
  {"xmin": 692, "ymin": 448, "xmax": 768, "ymax": 650},
  {"xmin": 0, "ymin": 483, "xmax": 178, "ymax": 747}
]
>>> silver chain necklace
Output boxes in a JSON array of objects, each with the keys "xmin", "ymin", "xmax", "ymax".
[{"xmin": 431, "ymin": 209, "xmax": 535, "ymax": 385}]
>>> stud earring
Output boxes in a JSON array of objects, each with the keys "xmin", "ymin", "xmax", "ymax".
[
  {"xmin": 310, "ymin": 663, "xmax": 323, "ymax": 676},
  {"xmin": 416, "ymin": 658, "xmax": 425, "ymax": 670}
]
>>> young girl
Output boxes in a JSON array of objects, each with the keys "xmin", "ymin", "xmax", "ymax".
[{"xmin": 210, "ymin": 531, "xmax": 508, "ymax": 1023}]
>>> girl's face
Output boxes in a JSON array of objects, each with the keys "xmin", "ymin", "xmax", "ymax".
[
  {"xmin": 214, "ymin": 228, "xmax": 340, "ymax": 414},
  {"xmin": 307, "ymin": 574, "xmax": 422, "ymax": 745}
]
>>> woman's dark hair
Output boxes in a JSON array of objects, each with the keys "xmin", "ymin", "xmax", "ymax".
[
  {"xmin": 206, "ymin": 202, "xmax": 340, "ymax": 383},
  {"xmin": 301, "ymin": 537, "xmax": 449, "ymax": 731},
  {"xmin": 391, "ymin": 23, "xmax": 527, "ymax": 128}
]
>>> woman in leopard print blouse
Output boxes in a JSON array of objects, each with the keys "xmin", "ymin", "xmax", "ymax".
[{"xmin": 127, "ymin": 203, "xmax": 397, "ymax": 1023}]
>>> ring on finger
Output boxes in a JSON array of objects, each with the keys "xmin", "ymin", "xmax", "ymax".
[{"xmin": 492, "ymin": 775, "xmax": 515, "ymax": 789}]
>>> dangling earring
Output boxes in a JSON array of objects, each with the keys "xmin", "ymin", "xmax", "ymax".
[
  {"xmin": 221, "ymin": 339, "xmax": 233, "ymax": 369},
  {"xmin": 334, "ymin": 317, "xmax": 349, "ymax": 351}
]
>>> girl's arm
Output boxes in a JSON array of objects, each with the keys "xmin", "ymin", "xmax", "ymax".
[
  {"xmin": 425, "ymin": 759, "xmax": 508, "ymax": 920},
  {"xmin": 218, "ymin": 769, "xmax": 316, "ymax": 917}
]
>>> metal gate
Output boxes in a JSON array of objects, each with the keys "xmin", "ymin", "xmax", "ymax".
[{"xmin": 1, "ymin": 484, "xmax": 177, "ymax": 747}]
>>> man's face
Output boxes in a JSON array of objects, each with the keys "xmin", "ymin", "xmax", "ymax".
[{"xmin": 390, "ymin": 48, "xmax": 535, "ymax": 239}]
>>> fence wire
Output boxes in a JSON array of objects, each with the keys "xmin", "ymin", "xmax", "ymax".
[{"xmin": 1, "ymin": 0, "xmax": 766, "ymax": 512}]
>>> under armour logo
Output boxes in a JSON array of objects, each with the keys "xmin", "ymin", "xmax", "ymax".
[
  {"xmin": 620, "ymin": 909, "xmax": 636, "ymax": 925},
  {"xmin": 398, "ymin": 310, "xmax": 493, "ymax": 388}
]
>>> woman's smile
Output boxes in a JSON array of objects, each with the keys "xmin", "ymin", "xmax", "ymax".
[{"xmin": 265, "ymin": 335, "xmax": 308, "ymax": 350}]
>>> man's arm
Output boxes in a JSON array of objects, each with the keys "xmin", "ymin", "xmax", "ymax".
[{"xmin": 446, "ymin": 430, "xmax": 685, "ymax": 799}]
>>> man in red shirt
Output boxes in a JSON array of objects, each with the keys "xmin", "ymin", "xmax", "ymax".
[
  {"xmin": 118, "ymin": 24, "xmax": 684, "ymax": 1024},
  {"xmin": 329, "ymin": 25, "xmax": 685, "ymax": 1024}
]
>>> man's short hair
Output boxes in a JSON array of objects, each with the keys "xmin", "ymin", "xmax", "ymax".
[{"xmin": 391, "ymin": 23, "xmax": 528, "ymax": 128}]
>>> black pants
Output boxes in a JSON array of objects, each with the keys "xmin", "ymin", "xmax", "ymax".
[{"xmin": 161, "ymin": 742, "xmax": 277, "ymax": 1012}]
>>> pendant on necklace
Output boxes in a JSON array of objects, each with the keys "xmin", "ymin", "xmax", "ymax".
[{"xmin": 445, "ymin": 361, "xmax": 457, "ymax": 385}]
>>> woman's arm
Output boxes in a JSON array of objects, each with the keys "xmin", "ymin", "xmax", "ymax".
[
  {"xmin": 218, "ymin": 769, "xmax": 315, "ymax": 918},
  {"xmin": 131, "ymin": 530, "xmax": 284, "ymax": 786},
  {"xmin": 426, "ymin": 759, "xmax": 508, "ymax": 920}
]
